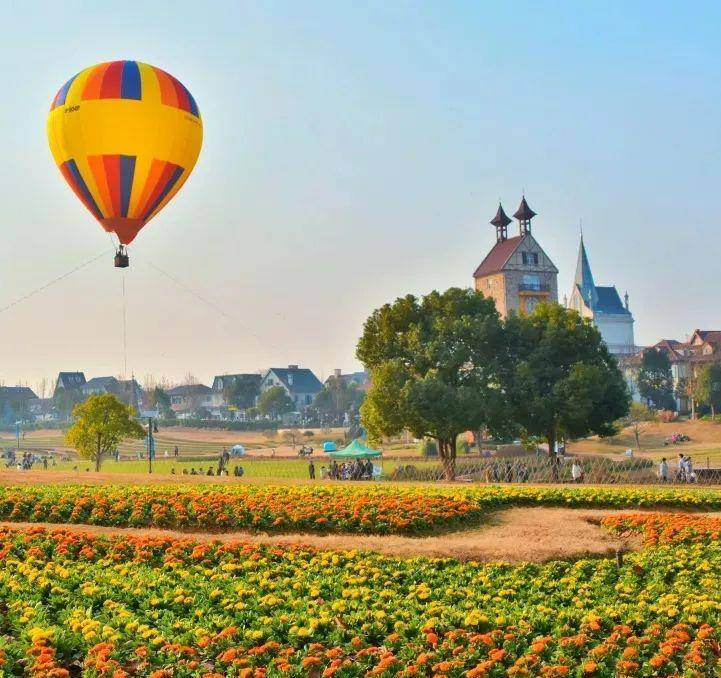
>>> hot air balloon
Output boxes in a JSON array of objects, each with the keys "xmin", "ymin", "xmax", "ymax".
[{"xmin": 47, "ymin": 61, "xmax": 203, "ymax": 267}]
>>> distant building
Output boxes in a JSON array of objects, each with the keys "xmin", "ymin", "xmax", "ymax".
[
  {"xmin": 167, "ymin": 384, "xmax": 215, "ymax": 419},
  {"xmin": 81, "ymin": 376, "xmax": 143, "ymax": 411},
  {"xmin": 473, "ymin": 197, "xmax": 558, "ymax": 317},
  {"xmin": 53, "ymin": 372, "xmax": 86, "ymax": 397},
  {"xmin": 212, "ymin": 374, "xmax": 262, "ymax": 403},
  {"xmin": 324, "ymin": 369, "xmax": 371, "ymax": 392},
  {"xmin": 261, "ymin": 365, "xmax": 323, "ymax": 408},
  {"xmin": 621, "ymin": 329, "xmax": 721, "ymax": 413},
  {"xmin": 568, "ymin": 236, "xmax": 636, "ymax": 355}
]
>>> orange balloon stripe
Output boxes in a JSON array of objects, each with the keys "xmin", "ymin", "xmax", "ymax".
[
  {"xmin": 132, "ymin": 158, "xmax": 167, "ymax": 219},
  {"xmin": 87, "ymin": 156, "xmax": 113, "ymax": 217},
  {"xmin": 153, "ymin": 67, "xmax": 179, "ymax": 109},
  {"xmin": 82, "ymin": 62, "xmax": 110, "ymax": 100},
  {"xmin": 102, "ymin": 155, "xmax": 122, "ymax": 216}
]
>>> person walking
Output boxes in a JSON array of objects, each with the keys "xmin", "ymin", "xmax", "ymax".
[
  {"xmin": 571, "ymin": 460, "xmax": 583, "ymax": 483},
  {"xmin": 308, "ymin": 459, "xmax": 315, "ymax": 480},
  {"xmin": 658, "ymin": 457, "xmax": 669, "ymax": 483}
]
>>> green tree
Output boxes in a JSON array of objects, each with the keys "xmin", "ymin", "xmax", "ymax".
[
  {"xmin": 224, "ymin": 376, "xmax": 261, "ymax": 410},
  {"xmin": 506, "ymin": 304, "xmax": 630, "ymax": 458},
  {"xmin": 637, "ymin": 348, "xmax": 675, "ymax": 410},
  {"xmin": 146, "ymin": 387, "xmax": 173, "ymax": 418},
  {"xmin": 693, "ymin": 363, "xmax": 721, "ymax": 419},
  {"xmin": 258, "ymin": 386, "xmax": 294, "ymax": 419},
  {"xmin": 357, "ymin": 287, "xmax": 511, "ymax": 480},
  {"xmin": 619, "ymin": 401, "xmax": 657, "ymax": 450},
  {"xmin": 54, "ymin": 388, "xmax": 84, "ymax": 421},
  {"xmin": 314, "ymin": 378, "xmax": 365, "ymax": 423},
  {"xmin": 64, "ymin": 394, "xmax": 145, "ymax": 471}
]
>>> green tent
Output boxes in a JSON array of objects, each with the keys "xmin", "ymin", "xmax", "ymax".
[{"xmin": 328, "ymin": 439, "xmax": 382, "ymax": 459}]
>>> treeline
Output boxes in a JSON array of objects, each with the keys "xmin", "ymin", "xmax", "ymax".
[{"xmin": 357, "ymin": 287, "xmax": 630, "ymax": 480}]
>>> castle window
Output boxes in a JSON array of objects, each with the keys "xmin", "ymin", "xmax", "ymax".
[{"xmin": 521, "ymin": 252, "xmax": 538, "ymax": 265}]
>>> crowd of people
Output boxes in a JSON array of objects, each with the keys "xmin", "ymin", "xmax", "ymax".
[
  {"xmin": 658, "ymin": 454, "xmax": 697, "ymax": 483},
  {"xmin": 313, "ymin": 458, "xmax": 376, "ymax": 480}
]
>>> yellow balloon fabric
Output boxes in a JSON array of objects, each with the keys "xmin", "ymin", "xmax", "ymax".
[{"xmin": 47, "ymin": 61, "xmax": 202, "ymax": 245}]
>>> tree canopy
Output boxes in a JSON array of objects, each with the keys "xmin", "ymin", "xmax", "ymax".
[
  {"xmin": 314, "ymin": 377, "xmax": 365, "ymax": 423},
  {"xmin": 506, "ymin": 303, "xmax": 630, "ymax": 456},
  {"xmin": 64, "ymin": 394, "xmax": 145, "ymax": 471},
  {"xmin": 224, "ymin": 376, "xmax": 261, "ymax": 410},
  {"xmin": 258, "ymin": 386, "xmax": 294, "ymax": 419},
  {"xmin": 693, "ymin": 363, "xmax": 721, "ymax": 419},
  {"xmin": 637, "ymin": 348, "xmax": 675, "ymax": 410},
  {"xmin": 357, "ymin": 287, "xmax": 510, "ymax": 479}
]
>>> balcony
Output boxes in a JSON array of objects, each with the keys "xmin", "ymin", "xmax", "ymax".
[{"xmin": 518, "ymin": 282, "xmax": 550, "ymax": 293}]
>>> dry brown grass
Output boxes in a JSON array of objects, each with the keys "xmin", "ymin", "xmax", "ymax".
[{"xmin": 0, "ymin": 508, "xmax": 642, "ymax": 562}]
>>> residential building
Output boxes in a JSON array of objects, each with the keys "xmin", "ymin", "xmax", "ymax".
[
  {"xmin": 167, "ymin": 384, "xmax": 215, "ymax": 419},
  {"xmin": 261, "ymin": 365, "xmax": 323, "ymax": 408},
  {"xmin": 53, "ymin": 372, "xmax": 86, "ymax": 397},
  {"xmin": 567, "ymin": 236, "xmax": 636, "ymax": 355},
  {"xmin": 81, "ymin": 376, "xmax": 143, "ymax": 411},
  {"xmin": 619, "ymin": 329, "xmax": 721, "ymax": 413},
  {"xmin": 473, "ymin": 197, "xmax": 558, "ymax": 317},
  {"xmin": 211, "ymin": 373, "xmax": 262, "ymax": 409}
]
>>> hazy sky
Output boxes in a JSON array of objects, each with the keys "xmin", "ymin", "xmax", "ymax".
[{"xmin": 1, "ymin": 1, "xmax": 720, "ymax": 390}]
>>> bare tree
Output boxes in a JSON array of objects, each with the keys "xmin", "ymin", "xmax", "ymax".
[
  {"xmin": 36, "ymin": 377, "xmax": 49, "ymax": 400},
  {"xmin": 183, "ymin": 373, "xmax": 198, "ymax": 386}
]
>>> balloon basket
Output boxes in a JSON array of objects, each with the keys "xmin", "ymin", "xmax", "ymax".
[{"xmin": 114, "ymin": 249, "xmax": 129, "ymax": 268}]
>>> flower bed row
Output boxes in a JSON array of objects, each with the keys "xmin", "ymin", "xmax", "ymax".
[
  {"xmin": 1, "ymin": 484, "xmax": 721, "ymax": 534},
  {"xmin": 0, "ymin": 522, "xmax": 719, "ymax": 675}
]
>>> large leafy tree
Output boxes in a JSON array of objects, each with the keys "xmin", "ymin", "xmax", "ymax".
[
  {"xmin": 637, "ymin": 348, "xmax": 675, "ymax": 409},
  {"xmin": 506, "ymin": 303, "xmax": 630, "ymax": 457},
  {"xmin": 65, "ymin": 394, "xmax": 145, "ymax": 471},
  {"xmin": 357, "ymin": 287, "xmax": 511, "ymax": 480},
  {"xmin": 692, "ymin": 363, "xmax": 721, "ymax": 419},
  {"xmin": 258, "ymin": 386, "xmax": 294, "ymax": 419},
  {"xmin": 146, "ymin": 387, "xmax": 173, "ymax": 418}
]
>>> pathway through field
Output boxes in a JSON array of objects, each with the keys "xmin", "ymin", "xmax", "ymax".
[{"xmin": 0, "ymin": 507, "xmax": 642, "ymax": 562}]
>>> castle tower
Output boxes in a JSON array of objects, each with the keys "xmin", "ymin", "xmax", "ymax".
[
  {"xmin": 473, "ymin": 196, "xmax": 558, "ymax": 317},
  {"xmin": 568, "ymin": 236, "xmax": 635, "ymax": 354}
]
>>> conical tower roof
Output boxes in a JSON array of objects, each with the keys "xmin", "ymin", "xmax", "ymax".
[
  {"xmin": 490, "ymin": 203, "xmax": 512, "ymax": 228},
  {"xmin": 513, "ymin": 196, "xmax": 537, "ymax": 221},
  {"xmin": 574, "ymin": 236, "xmax": 597, "ymax": 309}
]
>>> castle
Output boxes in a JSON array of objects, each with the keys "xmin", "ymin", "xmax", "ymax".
[
  {"xmin": 473, "ymin": 196, "xmax": 636, "ymax": 356},
  {"xmin": 473, "ymin": 196, "xmax": 558, "ymax": 316}
]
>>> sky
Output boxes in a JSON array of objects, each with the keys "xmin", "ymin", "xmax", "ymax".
[{"xmin": 1, "ymin": 1, "xmax": 720, "ymax": 391}]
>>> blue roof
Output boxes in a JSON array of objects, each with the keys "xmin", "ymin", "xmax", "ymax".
[{"xmin": 594, "ymin": 286, "xmax": 630, "ymax": 314}]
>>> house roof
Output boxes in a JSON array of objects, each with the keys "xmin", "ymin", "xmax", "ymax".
[
  {"xmin": 325, "ymin": 371, "xmax": 371, "ymax": 388},
  {"xmin": 83, "ymin": 376, "xmax": 119, "ymax": 391},
  {"xmin": 212, "ymin": 374, "xmax": 262, "ymax": 390},
  {"xmin": 692, "ymin": 330, "xmax": 721, "ymax": 345},
  {"xmin": 594, "ymin": 286, "xmax": 630, "ymax": 314},
  {"xmin": 0, "ymin": 386, "xmax": 37, "ymax": 401},
  {"xmin": 266, "ymin": 367, "xmax": 323, "ymax": 394},
  {"xmin": 56, "ymin": 372, "xmax": 86, "ymax": 389},
  {"xmin": 574, "ymin": 237, "xmax": 597, "ymax": 308},
  {"xmin": 513, "ymin": 196, "xmax": 537, "ymax": 221},
  {"xmin": 473, "ymin": 235, "xmax": 524, "ymax": 277},
  {"xmin": 167, "ymin": 384, "xmax": 213, "ymax": 396}
]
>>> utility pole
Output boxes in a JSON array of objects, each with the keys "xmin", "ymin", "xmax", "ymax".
[
  {"xmin": 141, "ymin": 410, "xmax": 158, "ymax": 474},
  {"xmin": 15, "ymin": 421, "xmax": 20, "ymax": 452}
]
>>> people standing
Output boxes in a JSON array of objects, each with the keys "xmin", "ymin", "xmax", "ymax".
[
  {"xmin": 658, "ymin": 457, "xmax": 669, "ymax": 483},
  {"xmin": 571, "ymin": 460, "xmax": 583, "ymax": 483},
  {"xmin": 308, "ymin": 459, "xmax": 315, "ymax": 480}
]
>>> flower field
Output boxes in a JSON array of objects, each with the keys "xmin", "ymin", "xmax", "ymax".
[
  {"xmin": 0, "ymin": 514, "xmax": 720, "ymax": 676},
  {"xmin": 1, "ymin": 484, "xmax": 721, "ymax": 535}
]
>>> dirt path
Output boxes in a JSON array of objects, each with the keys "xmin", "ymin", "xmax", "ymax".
[{"xmin": 0, "ymin": 508, "xmax": 642, "ymax": 562}]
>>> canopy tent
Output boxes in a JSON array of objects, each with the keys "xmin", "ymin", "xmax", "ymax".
[{"xmin": 328, "ymin": 439, "xmax": 381, "ymax": 459}]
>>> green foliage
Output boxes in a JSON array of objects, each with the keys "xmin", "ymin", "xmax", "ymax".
[
  {"xmin": 418, "ymin": 438, "xmax": 438, "ymax": 457},
  {"xmin": 314, "ymin": 378, "xmax": 365, "ymax": 421},
  {"xmin": 357, "ymin": 287, "xmax": 510, "ymax": 479},
  {"xmin": 223, "ymin": 376, "xmax": 261, "ymax": 410},
  {"xmin": 506, "ymin": 303, "xmax": 630, "ymax": 455},
  {"xmin": 64, "ymin": 394, "xmax": 145, "ymax": 471},
  {"xmin": 693, "ymin": 363, "xmax": 721, "ymax": 418},
  {"xmin": 146, "ymin": 387, "xmax": 173, "ymax": 418},
  {"xmin": 637, "ymin": 348, "xmax": 675, "ymax": 409},
  {"xmin": 456, "ymin": 436, "xmax": 470, "ymax": 455},
  {"xmin": 619, "ymin": 401, "xmax": 657, "ymax": 449},
  {"xmin": 258, "ymin": 386, "xmax": 294, "ymax": 418}
]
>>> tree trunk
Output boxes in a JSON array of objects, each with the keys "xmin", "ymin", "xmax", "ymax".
[
  {"xmin": 691, "ymin": 398, "xmax": 696, "ymax": 420},
  {"xmin": 712, "ymin": 404, "xmax": 716, "ymax": 421},
  {"xmin": 634, "ymin": 425, "xmax": 641, "ymax": 451},
  {"xmin": 96, "ymin": 433, "xmax": 102, "ymax": 472},
  {"xmin": 546, "ymin": 427, "xmax": 556, "ymax": 459},
  {"xmin": 438, "ymin": 437, "xmax": 456, "ymax": 481}
]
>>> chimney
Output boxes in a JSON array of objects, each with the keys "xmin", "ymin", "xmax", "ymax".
[
  {"xmin": 334, "ymin": 369, "xmax": 342, "ymax": 378},
  {"xmin": 288, "ymin": 364, "xmax": 299, "ymax": 370}
]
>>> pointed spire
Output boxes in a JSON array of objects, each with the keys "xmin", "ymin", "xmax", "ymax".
[
  {"xmin": 574, "ymin": 235, "xmax": 597, "ymax": 309},
  {"xmin": 490, "ymin": 203, "xmax": 511, "ymax": 242},
  {"xmin": 624, "ymin": 291, "xmax": 630, "ymax": 311},
  {"xmin": 513, "ymin": 195, "xmax": 536, "ymax": 235}
]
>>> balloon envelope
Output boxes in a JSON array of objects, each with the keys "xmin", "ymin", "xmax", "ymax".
[{"xmin": 47, "ymin": 60, "xmax": 203, "ymax": 245}]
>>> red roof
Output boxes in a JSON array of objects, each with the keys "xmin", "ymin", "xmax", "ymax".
[{"xmin": 473, "ymin": 236, "xmax": 523, "ymax": 278}]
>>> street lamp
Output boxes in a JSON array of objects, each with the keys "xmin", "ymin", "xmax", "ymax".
[{"xmin": 140, "ymin": 410, "xmax": 159, "ymax": 474}]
